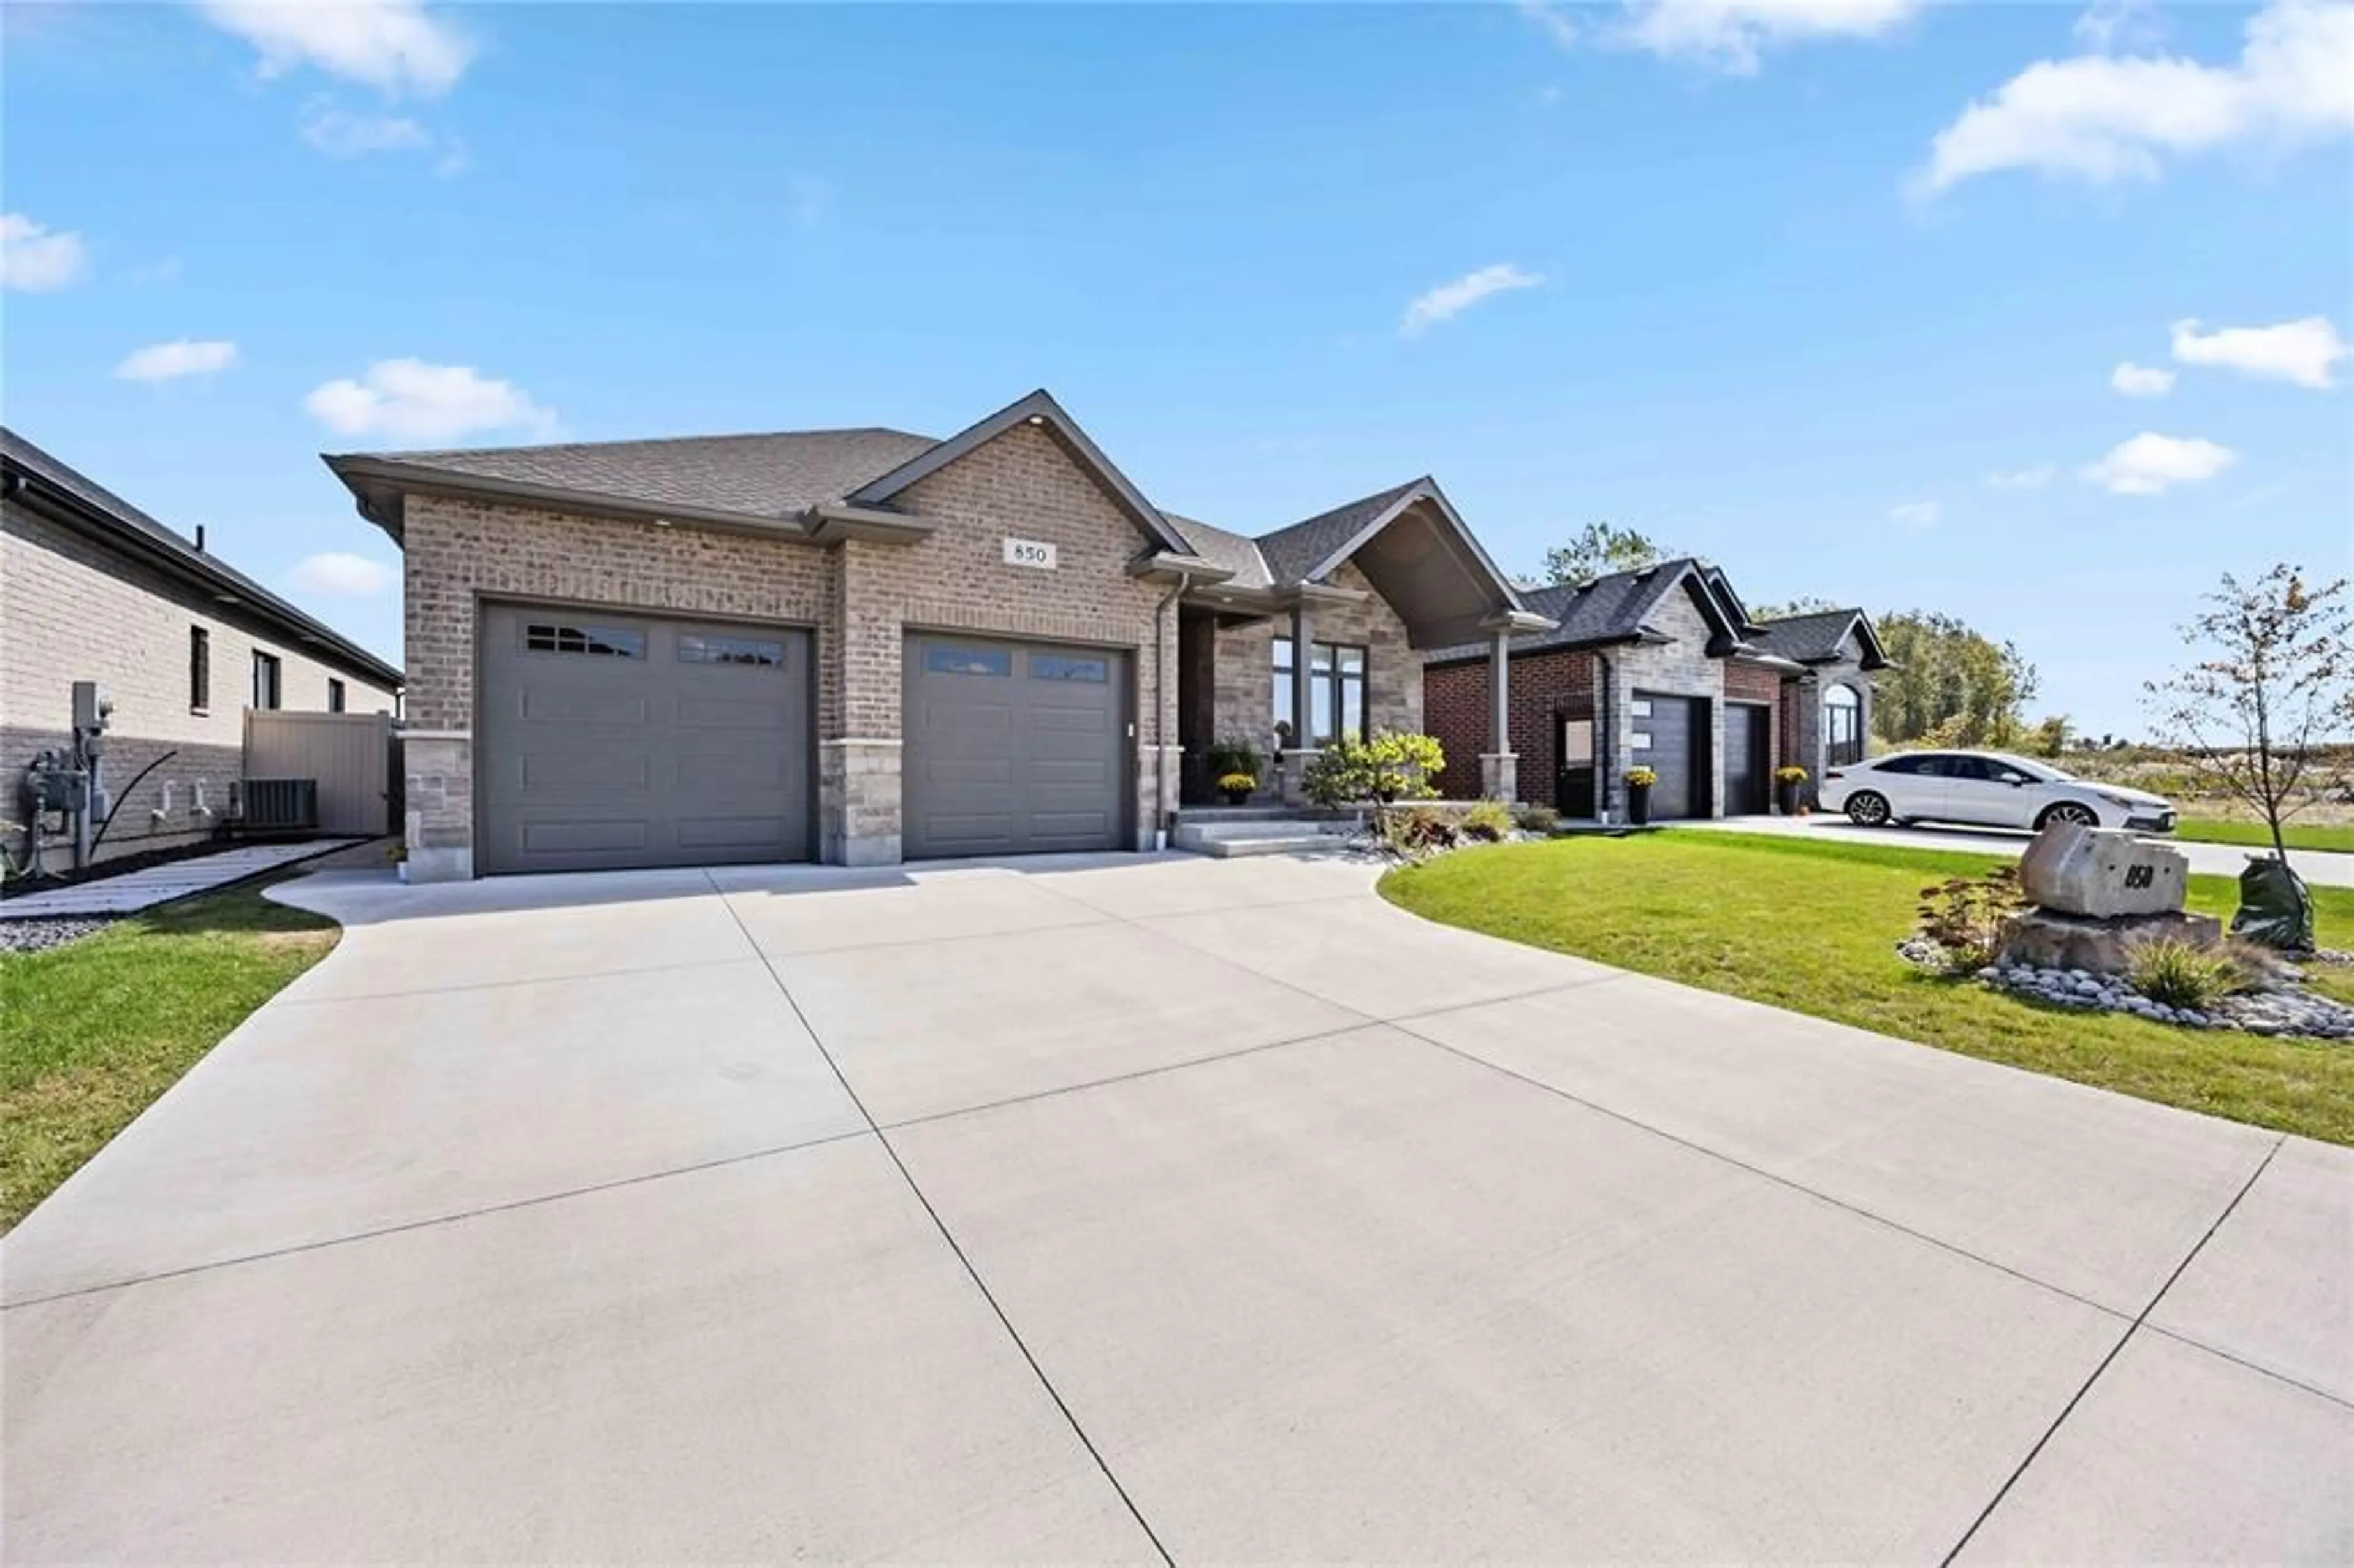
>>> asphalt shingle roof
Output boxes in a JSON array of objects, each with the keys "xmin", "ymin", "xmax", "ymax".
[
  {"xmin": 365, "ymin": 427, "xmax": 939, "ymax": 520},
  {"xmin": 1254, "ymin": 479, "xmax": 1425, "ymax": 589},
  {"xmin": 1426, "ymin": 557, "xmax": 1711, "ymax": 662},
  {"xmin": 1750, "ymin": 608, "xmax": 1864, "ymax": 663},
  {"xmin": 1164, "ymin": 513, "xmax": 1273, "ymax": 590}
]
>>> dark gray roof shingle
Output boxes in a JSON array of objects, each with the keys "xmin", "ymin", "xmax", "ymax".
[
  {"xmin": 1164, "ymin": 512, "xmax": 1271, "ymax": 590},
  {"xmin": 1750, "ymin": 608, "xmax": 1865, "ymax": 663},
  {"xmin": 364, "ymin": 427, "xmax": 939, "ymax": 520},
  {"xmin": 1424, "ymin": 557, "xmax": 1716, "ymax": 663},
  {"xmin": 1254, "ymin": 479, "xmax": 1425, "ymax": 588}
]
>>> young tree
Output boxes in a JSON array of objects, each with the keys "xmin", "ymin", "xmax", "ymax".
[
  {"xmin": 2144, "ymin": 565, "xmax": 2354, "ymax": 866},
  {"xmin": 2024, "ymin": 714, "xmax": 2071, "ymax": 757},
  {"xmin": 1541, "ymin": 522, "xmax": 1670, "ymax": 585},
  {"xmin": 1751, "ymin": 595, "xmax": 1839, "ymax": 621}
]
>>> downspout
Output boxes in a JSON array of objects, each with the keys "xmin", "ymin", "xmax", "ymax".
[{"xmin": 1153, "ymin": 572, "xmax": 1189, "ymax": 851}]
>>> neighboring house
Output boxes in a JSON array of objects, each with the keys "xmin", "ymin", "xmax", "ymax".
[
  {"xmin": 3, "ymin": 429, "xmax": 403, "ymax": 868},
  {"xmin": 1423, "ymin": 559, "xmax": 1887, "ymax": 821},
  {"xmin": 326, "ymin": 389, "xmax": 1546, "ymax": 881}
]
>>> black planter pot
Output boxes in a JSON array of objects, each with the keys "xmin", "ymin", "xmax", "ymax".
[
  {"xmin": 1222, "ymin": 788, "xmax": 1252, "ymax": 806},
  {"xmin": 1626, "ymin": 782, "xmax": 1653, "ymax": 826},
  {"xmin": 1777, "ymin": 780, "xmax": 1804, "ymax": 816}
]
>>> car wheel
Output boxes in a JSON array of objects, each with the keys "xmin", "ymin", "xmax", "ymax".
[
  {"xmin": 2036, "ymin": 802, "xmax": 2099, "ymax": 830},
  {"xmin": 1846, "ymin": 791, "xmax": 1891, "ymax": 827}
]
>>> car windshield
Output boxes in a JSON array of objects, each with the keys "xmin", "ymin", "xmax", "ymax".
[{"xmin": 1989, "ymin": 753, "xmax": 2073, "ymax": 782}]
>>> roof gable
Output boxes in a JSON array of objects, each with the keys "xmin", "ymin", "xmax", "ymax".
[
  {"xmin": 845, "ymin": 389, "xmax": 1192, "ymax": 556},
  {"xmin": 1427, "ymin": 557, "xmax": 1735, "ymax": 663},
  {"xmin": 1751, "ymin": 607, "xmax": 1889, "ymax": 669}
]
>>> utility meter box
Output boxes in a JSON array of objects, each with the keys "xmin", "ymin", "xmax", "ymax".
[
  {"xmin": 25, "ymin": 767, "xmax": 88, "ymax": 812},
  {"xmin": 72, "ymin": 681, "xmax": 113, "ymax": 732}
]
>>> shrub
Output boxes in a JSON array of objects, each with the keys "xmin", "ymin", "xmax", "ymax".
[
  {"xmin": 1380, "ymin": 805, "xmax": 1458, "ymax": 858},
  {"xmin": 1462, "ymin": 799, "xmax": 1514, "ymax": 842},
  {"xmin": 1913, "ymin": 865, "xmax": 2028, "ymax": 975},
  {"xmin": 1206, "ymin": 736, "xmax": 1265, "ymax": 782},
  {"xmin": 1303, "ymin": 731, "xmax": 1447, "ymax": 813},
  {"xmin": 1515, "ymin": 804, "xmax": 1561, "ymax": 834},
  {"xmin": 1625, "ymin": 766, "xmax": 1658, "ymax": 788},
  {"xmin": 2126, "ymin": 938, "xmax": 2252, "ymax": 1010}
]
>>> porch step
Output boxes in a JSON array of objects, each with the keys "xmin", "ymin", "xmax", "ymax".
[
  {"xmin": 1170, "ymin": 820, "xmax": 1361, "ymax": 859},
  {"xmin": 1169, "ymin": 804, "xmax": 1355, "ymax": 825}
]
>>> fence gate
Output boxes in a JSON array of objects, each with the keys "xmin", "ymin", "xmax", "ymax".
[{"xmin": 242, "ymin": 710, "xmax": 395, "ymax": 836}]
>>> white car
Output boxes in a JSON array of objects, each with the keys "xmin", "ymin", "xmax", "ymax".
[{"xmin": 1819, "ymin": 750, "xmax": 2178, "ymax": 834}]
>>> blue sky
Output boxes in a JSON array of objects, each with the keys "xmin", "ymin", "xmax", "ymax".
[{"xmin": 5, "ymin": 0, "xmax": 2348, "ymax": 738}]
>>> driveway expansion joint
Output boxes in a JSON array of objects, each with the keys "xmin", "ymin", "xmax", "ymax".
[
  {"xmin": 708, "ymin": 871, "xmax": 1177, "ymax": 1566},
  {"xmin": 1936, "ymin": 1136, "xmax": 2287, "ymax": 1566}
]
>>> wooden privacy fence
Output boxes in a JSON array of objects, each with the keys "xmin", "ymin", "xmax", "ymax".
[{"xmin": 242, "ymin": 710, "xmax": 397, "ymax": 836}]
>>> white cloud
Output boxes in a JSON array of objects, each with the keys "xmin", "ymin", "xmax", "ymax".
[
  {"xmin": 197, "ymin": 0, "xmax": 473, "ymax": 96},
  {"xmin": 300, "ymin": 102, "xmax": 431, "ymax": 156},
  {"xmin": 1986, "ymin": 463, "xmax": 2059, "ymax": 489},
  {"xmin": 1888, "ymin": 500, "xmax": 1941, "ymax": 530},
  {"xmin": 1400, "ymin": 263, "xmax": 1545, "ymax": 337},
  {"xmin": 2074, "ymin": 0, "xmax": 2165, "ymax": 53},
  {"xmin": 2171, "ymin": 314, "xmax": 2348, "ymax": 389},
  {"xmin": 115, "ymin": 338, "xmax": 238, "ymax": 382},
  {"xmin": 1620, "ymin": 0, "xmax": 1922, "ymax": 74},
  {"xmin": 1916, "ymin": 0, "xmax": 2354, "ymax": 194},
  {"xmin": 305, "ymin": 359, "xmax": 557, "ymax": 443},
  {"xmin": 1, "ymin": 212, "xmax": 88, "ymax": 291},
  {"xmin": 2233, "ymin": 482, "xmax": 2290, "ymax": 510},
  {"xmin": 2110, "ymin": 360, "xmax": 2175, "ymax": 397},
  {"xmin": 1519, "ymin": 0, "xmax": 1580, "ymax": 52},
  {"xmin": 289, "ymin": 551, "xmax": 396, "ymax": 596},
  {"xmin": 2081, "ymin": 432, "xmax": 2238, "ymax": 495}
]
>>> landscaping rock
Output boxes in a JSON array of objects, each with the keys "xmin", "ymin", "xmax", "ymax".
[
  {"xmin": 0, "ymin": 916, "xmax": 116, "ymax": 954},
  {"xmin": 2018, "ymin": 822, "xmax": 2190, "ymax": 918},
  {"xmin": 1998, "ymin": 908, "xmax": 2223, "ymax": 975}
]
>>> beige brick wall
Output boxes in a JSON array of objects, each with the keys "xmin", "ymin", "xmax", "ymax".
[{"xmin": 2, "ymin": 499, "xmax": 397, "ymax": 864}]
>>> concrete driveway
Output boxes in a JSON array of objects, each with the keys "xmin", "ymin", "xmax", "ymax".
[
  {"xmin": 1712, "ymin": 811, "xmax": 2354, "ymax": 888},
  {"xmin": 5, "ymin": 851, "xmax": 2348, "ymax": 1562}
]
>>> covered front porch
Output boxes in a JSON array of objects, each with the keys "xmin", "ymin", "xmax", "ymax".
[{"xmin": 1167, "ymin": 481, "xmax": 1548, "ymax": 809}]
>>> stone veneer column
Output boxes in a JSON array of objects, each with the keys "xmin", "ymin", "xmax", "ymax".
[
  {"xmin": 820, "ymin": 739, "xmax": 902, "ymax": 867},
  {"xmin": 1479, "ymin": 753, "xmax": 1518, "ymax": 802},
  {"xmin": 1140, "ymin": 743, "xmax": 1183, "ymax": 848},
  {"xmin": 400, "ymin": 732, "xmax": 474, "ymax": 883},
  {"xmin": 1479, "ymin": 628, "xmax": 1516, "ymax": 802}
]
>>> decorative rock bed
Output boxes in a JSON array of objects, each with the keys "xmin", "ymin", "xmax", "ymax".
[
  {"xmin": 1978, "ymin": 959, "xmax": 2354, "ymax": 1038},
  {"xmin": 0, "ymin": 916, "xmax": 120, "ymax": 955}
]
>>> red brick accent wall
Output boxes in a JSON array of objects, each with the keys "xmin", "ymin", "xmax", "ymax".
[
  {"xmin": 1423, "ymin": 647, "xmax": 1596, "ymax": 802},
  {"xmin": 1724, "ymin": 660, "xmax": 1786, "ymax": 773}
]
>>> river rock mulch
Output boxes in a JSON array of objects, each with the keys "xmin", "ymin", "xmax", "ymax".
[
  {"xmin": 0, "ymin": 916, "xmax": 121, "ymax": 955},
  {"xmin": 1897, "ymin": 936, "xmax": 2354, "ymax": 1040}
]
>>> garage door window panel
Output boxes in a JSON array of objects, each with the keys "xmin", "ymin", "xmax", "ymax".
[
  {"xmin": 927, "ymin": 645, "xmax": 1012, "ymax": 677},
  {"xmin": 525, "ymin": 623, "xmax": 645, "ymax": 658},
  {"xmin": 680, "ymin": 634, "xmax": 783, "ymax": 667}
]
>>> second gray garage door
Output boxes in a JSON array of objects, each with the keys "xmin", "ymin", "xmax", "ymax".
[
  {"xmin": 478, "ymin": 605, "xmax": 812, "ymax": 875},
  {"xmin": 903, "ymin": 633, "xmax": 1129, "ymax": 858}
]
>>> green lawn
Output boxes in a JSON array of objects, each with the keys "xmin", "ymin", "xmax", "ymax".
[
  {"xmin": 1, "ymin": 878, "xmax": 339, "ymax": 1232},
  {"xmin": 1381, "ymin": 829, "xmax": 2354, "ymax": 1146},
  {"xmin": 2174, "ymin": 816, "xmax": 2354, "ymax": 855}
]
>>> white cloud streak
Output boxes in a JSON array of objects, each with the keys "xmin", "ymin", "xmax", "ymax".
[
  {"xmin": 301, "ymin": 103, "xmax": 432, "ymax": 156},
  {"xmin": 1888, "ymin": 500, "xmax": 1941, "ymax": 530},
  {"xmin": 115, "ymin": 338, "xmax": 238, "ymax": 382},
  {"xmin": 305, "ymin": 359, "xmax": 557, "ymax": 443},
  {"xmin": 1986, "ymin": 464, "xmax": 2059, "ymax": 490},
  {"xmin": 197, "ymin": 0, "xmax": 474, "ymax": 96},
  {"xmin": 1619, "ymin": 0, "xmax": 1922, "ymax": 74},
  {"xmin": 1, "ymin": 212, "xmax": 88, "ymax": 292},
  {"xmin": 2081, "ymin": 432, "xmax": 2238, "ymax": 495},
  {"xmin": 1916, "ymin": 0, "xmax": 2354, "ymax": 194},
  {"xmin": 289, "ymin": 551, "xmax": 397, "ymax": 596},
  {"xmin": 1400, "ymin": 263, "xmax": 1545, "ymax": 337},
  {"xmin": 2171, "ymin": 315, "xmax": 2348, "ymax": 389},
  {"xmin": 2110, "ymin": 360, "xmax": 2175, "ymax": 397}
]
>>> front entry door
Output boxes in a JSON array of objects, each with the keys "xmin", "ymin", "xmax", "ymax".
[{"xmin": 1555, "ymin": 714, "xmax": 1596, "ymax": 818}]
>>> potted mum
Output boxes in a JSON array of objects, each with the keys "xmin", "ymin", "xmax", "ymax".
[
  {"xmin": 1625, "ymin": 765, "xmax": 1657, "ymax": 826},
  {"xmin": 1217, "ymin": 770, "xmax": 1258, "ymax": 806},
  {"xmin": 1775, "ymin": 764, "xmax": 1809, "ymax": 816}
]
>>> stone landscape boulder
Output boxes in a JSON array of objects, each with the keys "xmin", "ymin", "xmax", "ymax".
[{"xmin": 2017, "ymin": 823, "xmax": 2188, "ymax": 919}]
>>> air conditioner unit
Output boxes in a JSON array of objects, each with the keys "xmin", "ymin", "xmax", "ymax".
[{"xmin": 237, "ymin": 777, "xmax": 319, "ymax": 835}]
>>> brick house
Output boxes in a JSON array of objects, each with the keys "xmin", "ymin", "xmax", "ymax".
[
  {"xmin": 327, "ymin": 389, "xmax": 1546, "ymax": 881},
  {"xmin": 1424, "ymin": 559, "xmax": 1887, "ymax": 821},
  {"xmin": 3, "ymin": 429, "xmax": 403, "ymax": 867}
]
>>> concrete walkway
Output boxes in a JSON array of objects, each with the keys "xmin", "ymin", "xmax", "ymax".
[
  {"xmin": 1710, "ymin": 811, "xmax": 2354, "ymax": 888},
  {"xmin": 0, "ymin": 837, "xmax": 364, "ymax": 917},
  {"xmin": 4, "ymin": 852, "xmax": 2347, "ymax": 1561}
]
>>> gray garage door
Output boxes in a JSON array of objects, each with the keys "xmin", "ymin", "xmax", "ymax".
[
  {"xmin": 904, "ymin": 633, "xmax": 1128, "ymax": 859},
  {"xmin": 1631, "ymin": 691, "xmax": 1707, "ymax": 820},
  {"xmin": 478, "ymin": 604, "xmax": 811, "ymax": 875},
  {"xmin": 1724, "ymin": 702, "xmax": 1770, "ymax": 816}
]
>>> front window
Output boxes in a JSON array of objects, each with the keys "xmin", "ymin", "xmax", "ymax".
[
  {"xmin": 1824, "ymin": 683, "xmax": 1862, "ymax": 767},
  {"xmin": 327, "ymin": 678, "xmax": 345, "ymax": 714},
  {"xmin": 1273, "ymin": 636, "xmax": 1368, "ymax": 747},
  {"xmin": 251, "ymin": 651, "xmax": 282, "ymax": 711}
]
